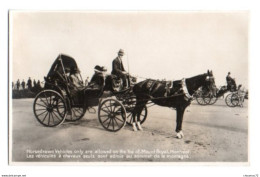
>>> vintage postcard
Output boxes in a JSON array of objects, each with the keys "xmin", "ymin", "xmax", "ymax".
[{"xmin": 9, "ymin": 11, "xmax": 249, "ymax": 164}]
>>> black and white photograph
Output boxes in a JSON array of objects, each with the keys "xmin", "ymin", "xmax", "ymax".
[{"xmin": 9, "ymin": 11, "xmax": 249, "ymax": 164}]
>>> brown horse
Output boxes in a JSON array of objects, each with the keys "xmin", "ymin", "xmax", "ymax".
[{"xmin": 132, "ymin": 70, "xmax": 217, "ymax": 139}]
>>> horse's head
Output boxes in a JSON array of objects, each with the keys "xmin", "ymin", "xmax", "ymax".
[{"xmin": 204, "ymin": 70, "xmax": 217, "ymax": 97}]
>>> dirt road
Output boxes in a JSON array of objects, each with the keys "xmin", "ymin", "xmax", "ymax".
[{"xmin": 10, "ymin": 98, "xmax": 248, "ymax": 163}]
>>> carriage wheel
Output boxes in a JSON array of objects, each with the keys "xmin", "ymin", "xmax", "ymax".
[
  {"xmin": 208, "ymin": 96, "xmax": 218, "ymax": 105},
  {"xmin": 231, "ymin": 94, "xmax": 239, "ymax": 107},
  {"xmin": 123, "ymin": 97, "xmax": 148, "ymax": 125},
  {"xmin": 203, "ymin": 96, "xmax": 211, "ymax": 105},
  {"xmin": 204, "ymin": 95, "xmax": 217, "ymax": 105},
  {"xmin": 33, "ymin": 90, "xmax": 66, "ymax": 127},
  {"xmin": 65, "ymin": 105, "xmax": 86, "ymax": 122},
  {"xmin": 195, "ymin": 96, "xmax": 207, "ymax": 105},
  {"xmin": 98, "ymin": 98, "xmax": 126, "ymax": 132},
  {"xmin": 126, "ymin": 106, "xmax": 147, "ymax": 126},
  {"xmin": 225, "ymin": 93, "xmax": 236, "ymax": 107}
]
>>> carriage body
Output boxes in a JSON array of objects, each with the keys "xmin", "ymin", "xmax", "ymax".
[
  {"xmin": 33, "ymin": 54, "xmax": 94, "ymax": 127},
  {"xmin": 33, "ymin": 54, "xmax": 144, "ymax": 131}
]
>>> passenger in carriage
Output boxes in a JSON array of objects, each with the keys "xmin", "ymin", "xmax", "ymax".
[
  {"xmin": 69, "ymin": 66, "xmax": 84, "ymax": 90},
  {"xmin": 68, "ymin": 66, "xmax": 85, "ymax": 104},
  {"xmin": 85, "ymin": 65, "xmax": 107, "ymax": 97},
  {"xmin": 112, "ymin": 49, "xmax": 128, "ymax": 90}
]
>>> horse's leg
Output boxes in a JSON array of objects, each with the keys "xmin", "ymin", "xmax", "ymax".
[
  {"xmin": 175, "ymin": 106, "xmax": 186, "ymax": 139},
  {"xmin": 131, "ymin": 99, "xmax": 140, "ymax": 132},
  {"xmin": 136, "ymin": 100, "xmax": 148, "ymax": 131},
  {"xmin": 132, "ymin": 97, "xmax": 148, "ymax": 131}
]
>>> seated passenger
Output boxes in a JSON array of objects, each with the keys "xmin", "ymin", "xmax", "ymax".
[
  {"xmin": 85, "ymin": 65, "xmax": 107, "ymax": 98},
  {"xmin": 69, "ymin": 67, "xmax": 84, "ymax": 89},
  {"xmin": 69, "ymin": 67, "xmax": 84, "ymax": 104}
]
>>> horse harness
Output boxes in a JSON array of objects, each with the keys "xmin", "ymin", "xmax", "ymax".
[{"xmin": 140, "ymin": 78, "xmax": 193, "ymax": 101}]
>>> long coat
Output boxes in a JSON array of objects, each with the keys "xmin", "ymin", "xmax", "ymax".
[{"xmin": 111, "ymin": 57, "xmax": 125, "ymax": 76}]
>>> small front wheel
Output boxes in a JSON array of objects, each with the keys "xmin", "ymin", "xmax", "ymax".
[
  {"xmin": 225, "ymin": 93, "xmax": 236, "ymax": 107},
  {"xmin": 98, "ymin": 98, "xmax": 126, "ymax": 132}
]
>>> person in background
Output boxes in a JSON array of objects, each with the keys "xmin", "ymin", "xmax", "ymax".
[
  {"xmin": 16, "ymin": 79, "xmax": 20, "ymax": 90},
  {"xmin": 27, "ymin": 77, "xmax": 32, "ymax": 90},
  {"xmin": 33, "ymin": 79, "xmax": 37, "ymax": 88},
  {"xmin": 21, "ymin": 79, "xmax": 25, "ymax": 90},
  {"xmin": 37, "ymin": 80, "xmax": 41, "ymax": 89}
]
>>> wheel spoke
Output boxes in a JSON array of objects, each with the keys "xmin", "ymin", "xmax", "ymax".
[
  {"xmin": 44, "ymin": 92, "xmax": 50, "ymax": 105},
  {"xmin": 101, "ymin": 108, "xmax": 110, "ymax": 114},
  {"xmin": 127, "ymin": 113, "xmax": 132, "ymax": 118},
  {"xmin": 103, "ymin": 103, "xmax": 111, "ymax": 112},
  {"xmin": 52, "ymin": 111, "xmax": 62, "ymax": 120},
  {"xmin": 50, "ymin": 112, "xmax": 55, "ymax": 124},
  {"xmin": 47, "ymin": 112, "xmax": 51, "ymax": 125},
  {"xmin": 74, "ymin": 108, "xmax": 83, "ymax": 115},
  {"xmin": 102, "ymin": 117, "xmax": 110, "ymax": 124},
  {"xmin": 36, "ymin": 103, "xmax": 47, "ymax": 108},
  {"xmin": 106, "ymin": 118, "xmax": 112, "ymax": 128},
  {"xmin": 41, "ymin": 111, "xmax": 49, "ymax": 123},
  {"xmin": 115, "ymin": 116, "xmax": 124, "ymax": 123},
  {"xmin": 114, "ymin": 117, "xmax": 120, "ymax": 127},
  {"xmin": 36, "ymin": 110, "xmax": 48, "ymax": 117},
  {"xmin": 109, "ymin": 100, "xmax": 113, "ymax": 112},
  {"xmin": 39, "ymin": 97, "xmax": 48, "ymax": 106},
  {"xmin": 49, "ymin": 95, "xmax": 53, "ymax": 105},
  {"xmin": 112, "ymin": 118, "xmax": 115, "ymax": 130},
  {"xmin": 35, "ymin": 108, "xmax": 47, "ymax": 111}
]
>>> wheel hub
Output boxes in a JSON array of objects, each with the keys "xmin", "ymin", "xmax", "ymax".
[
  {"xmin": 46, "ymin": 104, "xmax": 53, "ymax": 112},
  {"xmin": 109, "ymin": 113, "xmax": 115, "ymax": 118}
]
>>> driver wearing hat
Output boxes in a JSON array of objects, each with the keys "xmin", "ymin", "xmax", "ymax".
[{"xmin": 111, "ymin": 49, "xmax": 128, "ymax": 89}]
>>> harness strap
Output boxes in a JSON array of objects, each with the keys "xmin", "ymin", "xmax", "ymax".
[{"xmin": 181, "ymin": 78, "xmax": 192, "ymax": 99}]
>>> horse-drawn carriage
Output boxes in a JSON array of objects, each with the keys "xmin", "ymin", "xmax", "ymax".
[
  {"xmin": 33, "ymin": 54, "xmax": 217, "ymax": 138},
  {"xmin": 194, "ymin": 76, "xmax": 247, "ymax": 108},
  {"xmin": 33, "ymin": 54, "xmax": 147, "ymax": 131},
  {"xmin": 194, "ymin": 85, "xmax": 228, "ymax": 105}
]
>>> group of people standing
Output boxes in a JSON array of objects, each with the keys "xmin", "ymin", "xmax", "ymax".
[{"xmin": 12, "ymin": 77, "xmax": 42, "ymax": 91}]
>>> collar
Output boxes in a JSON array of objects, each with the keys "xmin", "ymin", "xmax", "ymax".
[{"xmin": 181, "ymin": 78, "xmax": 192, "ymax": 99}]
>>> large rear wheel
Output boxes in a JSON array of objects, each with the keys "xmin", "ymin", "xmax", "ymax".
[{"xmin": 33, "ymin": 90, "xmax": 67, "ymax": 127}]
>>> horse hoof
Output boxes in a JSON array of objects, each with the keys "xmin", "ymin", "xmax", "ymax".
[
  {"xmin": 132, "ymin": 123, "xmax": 138, "ymax": 132},
  {"xmin": 176, "ymin": 131, "xmax": 184, "ymax": 139},
  {"xmin": 137, "ymin": 122, "xmax": 143, "ymax": 131}
]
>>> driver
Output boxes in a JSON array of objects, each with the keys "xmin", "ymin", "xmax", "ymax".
[
  {"xmin": 111, "ymin": 49, "xmax": 128, "ymax": 90},
  {"xmin": 226, "ymin": 72, "xmax": 236, "ymax": 91}
]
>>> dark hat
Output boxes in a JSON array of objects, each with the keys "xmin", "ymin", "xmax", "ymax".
[
  {"xmin": 94, "ymin": 65, "xmax": 107, "ymax": 72},
  {"xmin": 228, "ymin": 72, "xmax": 231, "ymax": 74},
  {"xmin": 118, "ymin": 49, "xmax": 124, "ymax": 55}
]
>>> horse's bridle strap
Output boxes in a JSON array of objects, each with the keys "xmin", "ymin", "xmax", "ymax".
[{"xmin": 181, "ymin": 78, "xmax": 192, "ymax": 99}]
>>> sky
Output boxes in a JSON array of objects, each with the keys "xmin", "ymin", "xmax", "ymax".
[{"xmin": 10, "ymin": 11, "xmax": 248, "ymax": 88}]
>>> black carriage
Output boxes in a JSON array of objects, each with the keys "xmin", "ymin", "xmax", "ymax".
[
  {"xmin": 33, "ymin": 54, "xmax": 147, "ymax": 131},
  {"xmin": 195, "ymin": 79, "xmax": 238, "ymax": 106}
]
